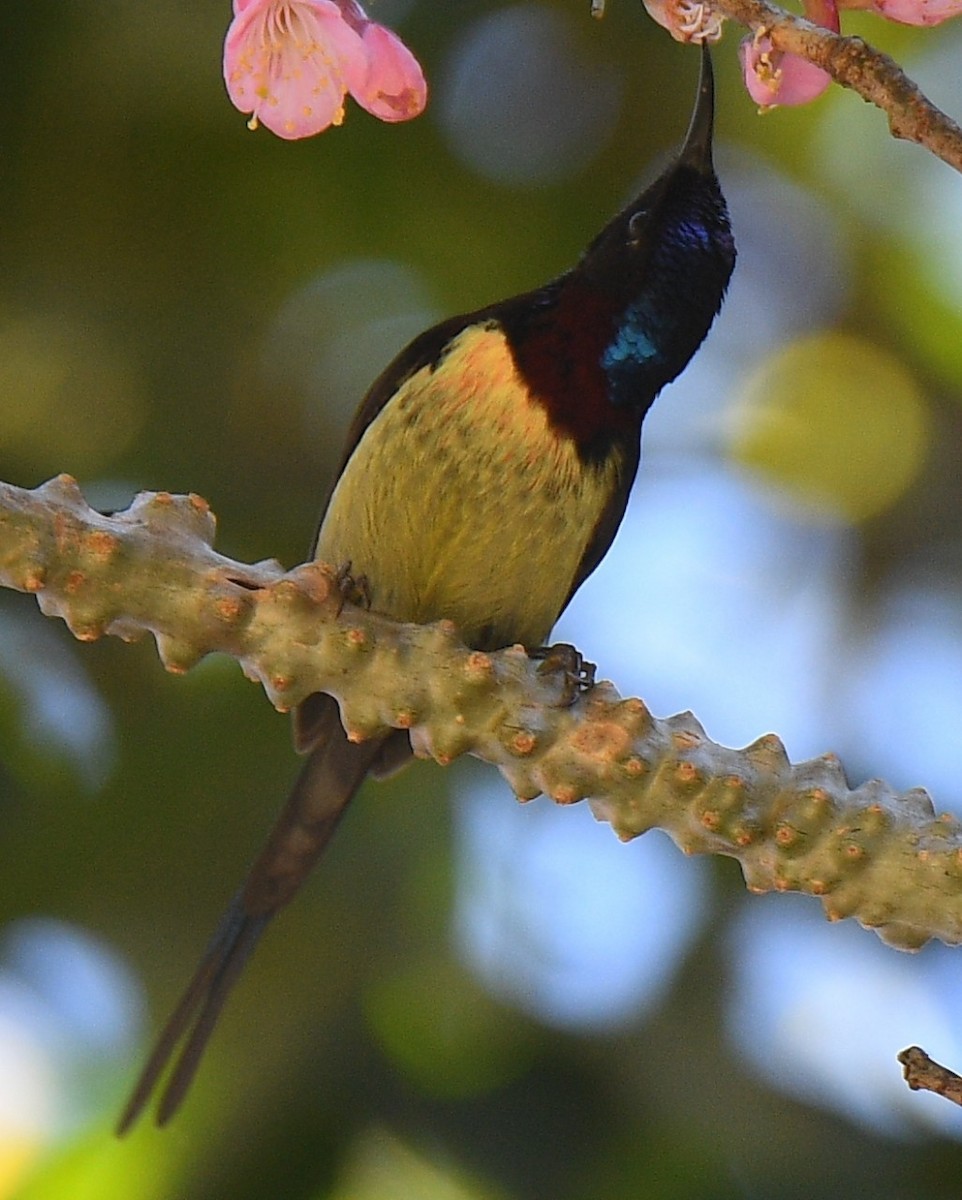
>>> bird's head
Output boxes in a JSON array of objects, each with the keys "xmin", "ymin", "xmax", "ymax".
[{"xmin": 579, "ymin": 45, "xmax": 736, "ymax": 409}]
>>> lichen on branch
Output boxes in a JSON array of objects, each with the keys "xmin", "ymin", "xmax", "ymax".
[{"xmin": 1, "ymin": 474, "xmax": 962, "ymax": 951}]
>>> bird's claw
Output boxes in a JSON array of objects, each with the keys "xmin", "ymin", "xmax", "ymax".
[
  {"xmin": 531, "ymin": 642, "xmax": 596, "ymax": 706},
  {"xmin": 334, "ymin": 561, "xmax": 371, "ymax": 615}
]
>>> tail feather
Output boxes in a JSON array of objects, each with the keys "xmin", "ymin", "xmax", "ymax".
[
  {"xmin": 116, "ymin": 902, "xmax": 267, "ymax": 1132},
  {"xmin": 117, "ymin": 707, "xmax": 385, "ymax": 1132}
]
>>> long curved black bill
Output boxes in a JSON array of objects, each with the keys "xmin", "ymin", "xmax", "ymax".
[{"xmin": 679, "ymin": 44, "xmax": 715, "ymax": 172}]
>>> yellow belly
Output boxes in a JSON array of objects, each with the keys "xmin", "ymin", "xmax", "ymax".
[{"xmin": 316, "ymin": 323, "xmax": 625, "ymax": 650}]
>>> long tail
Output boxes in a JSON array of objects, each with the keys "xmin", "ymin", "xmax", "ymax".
[{"xmin": 117, "ymin": 703, "xmax": 386, "ymax": 1132}]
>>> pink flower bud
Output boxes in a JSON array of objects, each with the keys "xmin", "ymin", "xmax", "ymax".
[
  {"xmin": 740, "ymin": 0, "xmax": 838, "ymax": 108},
  {"xmin": 354, "ymin": 21, "xmax": 427, "ymax": 122}
]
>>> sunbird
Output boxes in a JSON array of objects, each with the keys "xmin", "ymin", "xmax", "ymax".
[{"xmin": 119, "ymin": 45, "xmax": 736, "ymax": 1131}]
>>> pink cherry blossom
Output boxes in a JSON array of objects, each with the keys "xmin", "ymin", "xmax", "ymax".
[
  {"xmin": 740, "ymin": 0, "xmax": 839, "ymax": 108},
  {"xmin": 223, "ymin": 0, "xmax": 426, "ymax": 140},
  {"xmin": 864, "ymin": 0, "xmax": 962, "ymax": 23},
  {"xmin": 641, "ymin": 0, "xmax": 724, "ymax": 42}
]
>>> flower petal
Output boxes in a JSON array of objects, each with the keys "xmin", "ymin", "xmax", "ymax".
[
  {"xmin": 740, "ymin": 34, "xmax": 833, "ymax": 107},
  {"xmin": 223, "ymin": 0, "xmax": 369, "ymax": 139},
  {"xmin": 740, "ymin": 0, "xmax": 837, "ymax": 110},
  {"xmin": 351, "ymin": 21, "xmax": 428, "ymax": 122},
  {"xmin": 641, "ymin": 0, "xmax": 724, "ymax": 42},
  {"xmin": 869, "ymin": 0, "xmax": 962, "ymax": 22}
]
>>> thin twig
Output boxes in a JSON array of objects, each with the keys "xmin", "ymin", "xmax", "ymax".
[
  {"xmin": 712, "ymin": 0, "xmax": 962, "ymax": 172},
  {"xmin": 898, "ymin": 1046, "xmax": 962, "ymax": 1106}
]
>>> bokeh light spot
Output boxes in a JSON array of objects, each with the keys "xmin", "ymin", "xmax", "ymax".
[
  {"xmin": 259, "ymin": 259, "xmax": 439, "ymax": 436},
  {"xmin": 0, "ymin": 1014, "xmax": 54, "ymax": 1196},
  {"xmin": 0, "ymin": 918, "xmax": 143, "ymax": 1194},
  {"xmin": 331, "ymin": 1126, "xmax": 499, "ymax": 1200},
  {"xmin": 727, "ymin": 897, "xmax": 962, "ymax": 1139},
  {"xmin": 816, "ymin": 34, "xmax": 962, "ymax": 390},
  {"xmin": 438, "ymin": 3, "xmax": 623, "ymax": 187},
  {"xmin": 364, "ymin": 958, "xmax": 534, "ymax": 1099},
  {"xmin": 0, "ymin": 315, "xmax": 146, "ymax": 476},
  {"xmin": 0, "ymin": 604, "xmax": 116, "ymax": 793},
  {"xmin": 455, "ymin": 778, "xmax": 706, "ymax": 1030},
  {"xmin": 728, "ymin": 331, "xmax": 929, "ymax": 523},
  {"xmin": 844, "ymin": 587, "xmax": 962, "ymax": 805}
]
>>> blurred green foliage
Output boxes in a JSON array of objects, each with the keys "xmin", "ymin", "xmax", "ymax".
[
  {"xmin": 3, "ymin": 2, "xmax": 962, "ymax": 1198},
  {"xmin": 730, "ymin": 331, "xmax": 929, "ymax": 521}
]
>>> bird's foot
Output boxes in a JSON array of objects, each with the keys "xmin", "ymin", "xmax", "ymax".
[
  {"xmin": 530, "ymin": 642, "xmax": 596, "ymax": 707},
  {"xmin": 334, "ymin": 561, "xmax": 371, "ymax": 615}
]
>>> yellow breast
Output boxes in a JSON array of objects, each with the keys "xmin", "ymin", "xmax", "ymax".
[{"xmin": 316, "ymin": 323, "xmax": 625, "ymax": 650}]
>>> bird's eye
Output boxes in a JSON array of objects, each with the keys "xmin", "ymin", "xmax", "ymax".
[{"xmin": 628, "ymin": 211, "xmax": 648, "ymax": 243}]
